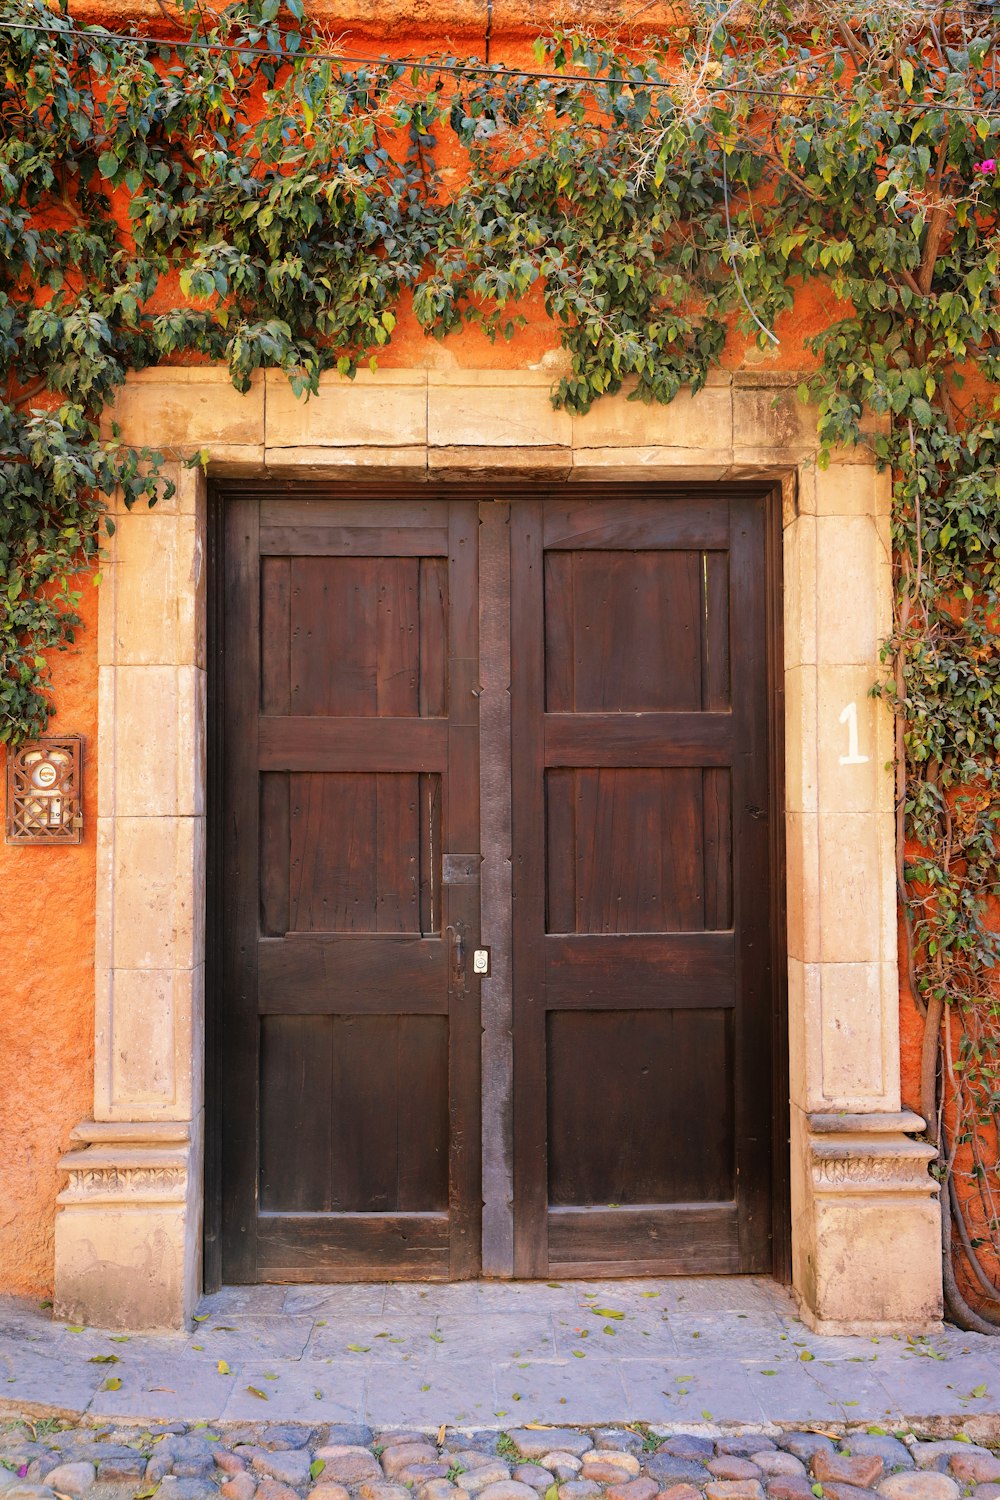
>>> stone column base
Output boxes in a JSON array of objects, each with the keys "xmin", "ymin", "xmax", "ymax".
[
  {"xmin": 54, "ymin": 1120, "xmax": 201, "ymax": 1332},
  {"xmin": 792, "ymin": 1108, "xmax": 942, "ymax": 1336}
]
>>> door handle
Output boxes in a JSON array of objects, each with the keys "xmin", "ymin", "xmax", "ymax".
[{"xmin": 447, "ymin": 920, "xmax": 467, "ymax": 991}]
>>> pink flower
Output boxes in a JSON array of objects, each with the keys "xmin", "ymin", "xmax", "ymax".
[{"xmin": 977, "ymin": 158, "xmax": 997, "ymax": 173}]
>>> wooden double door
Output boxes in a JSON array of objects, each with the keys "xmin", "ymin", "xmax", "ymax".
[{"xmin": 216, "ymin": 485, "xmax": 781, "ymax": 1284}]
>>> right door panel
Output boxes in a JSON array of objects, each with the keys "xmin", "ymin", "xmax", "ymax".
[{"xmin": 510, "ymin": 492, "xmax": 774, "ymax": 1278}]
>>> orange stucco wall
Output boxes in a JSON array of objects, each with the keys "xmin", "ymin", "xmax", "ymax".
[
  {"xmin": 0, "ymin": 0, "xmax": 861, "ymax": 1301},
  {"xmin": 0, "ymin": 580, "xmax": 97, "ymax": 1298},
  {"xmin": 0, "ymin": 0, "xmax": 983, "ymax": 1302}
]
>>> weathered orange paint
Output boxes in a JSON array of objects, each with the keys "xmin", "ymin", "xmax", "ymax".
[
  {"xmin": 0, "ymin": 576, "xmax": 97, "ymax": 1298},
  {"xmin": 0, "ymin": 4, "xmax": 853, "ymax": 1301},
  {"xmin": 3, "ymin": 0, "xmax": 994, "ymax": 1309}
]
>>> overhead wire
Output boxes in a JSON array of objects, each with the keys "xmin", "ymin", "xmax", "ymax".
[{"xmin": 1, "ymin": 15, "xmax": 1000, "ymax": 115}]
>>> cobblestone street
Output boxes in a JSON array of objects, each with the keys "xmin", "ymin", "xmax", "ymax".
[{"xmin": 3, "ymin": 1405, "xmax": 1000, "ymax": 1500}]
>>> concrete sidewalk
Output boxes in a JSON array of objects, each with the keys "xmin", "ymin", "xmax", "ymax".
[{"xmin": 2, "ymin": 1277, "xmax": 1000, "ymax": 1431}]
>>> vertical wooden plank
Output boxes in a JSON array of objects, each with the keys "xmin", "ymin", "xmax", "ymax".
[
  {"xmin": 574, "ymin": 768, "xmax": 596, "ymax": 933},
  {"xmin": 658, "ymin": 768, "xmax": 704, "ymax": 932},
  {"xmin": 259, "ymin": 1015, "xmax": 333, "ymax": 1211},
  {"xmin": 419, "ymin": 559, "xmax": 447, "ymax": 939},
  {"xmin": 446, "ymin": 500, "xmax": 482, "ymax": 1279},
  {"xmin": 376, "ymin": 560, "xmax": 421, "ymax": 933},
  {"xmin": 329, "ymin": 1016, "xmax": 399, "ymax": 1211},
  {"xmin": 729, "ymin": 494, "xmax": 774, "ymax": 1271},
  {"xmin": 260, "ymin": 559, "xmax": 291, "ymax": 938},
  {"xmin": 220, "ymin": 497, "xmax": 261, "ymax": 1284},
  {"xmin": 261, "ymin": 557, "xmax": 291, "ymax": 715},
  {"xmin": 544, "ymin": 769, "xmax": 576, "ymax": 934},
  {"xmin": 543, "ymin": 552, "xmax": 575, "ymax": 713},
  {"xmin": 259, "ymin": 774, "xmax": 290, "ymax": 936},
  {"xmin": 478, "ymin": 499, "xmax": 515, "ymax": 1277},
  {"xmin": 376, "ymin": 773, "xmax": 420, "ymax": 933},
  {"xmin": 397, "ymin": 1015, "xmax": 450, "ymax": 1211},
  {"xmin": 376, "ymin": 557, "xmax": 420, "ymax": 716},
  {"xmin": 702, "ymin": 767, "xmax": 732, "ymax": 931},
  {"xmin": 702, "ymin": 551, "xmax": 732, "ymax": 710},
  {"xmin": 571, "ymin": 552, "xmax": 620, "ymax": 711},
  {"xmin": 510, "ymin": 499, "xmax": 549, "ymax": 1277},
  {"xmin": 419, "ymin": 556, "xmax": 448, "ymax": 719},
  {"xmin": 419, "ymin": 773, "xmax": 441, "ymax": 936}
]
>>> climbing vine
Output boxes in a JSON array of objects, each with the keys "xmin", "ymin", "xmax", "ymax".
[{"xmin": 2, "ymin": 0, "xmax": 999, "ymax": 1320}]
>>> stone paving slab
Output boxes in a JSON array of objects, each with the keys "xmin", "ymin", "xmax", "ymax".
[{"xmin": 2, "ymin": 1279, "xmax": 1000, "ymax": 1430}]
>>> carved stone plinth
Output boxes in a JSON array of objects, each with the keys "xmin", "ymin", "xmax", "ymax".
[
  {"xmin": 792, "ymin": 1108, "xmax": 943, "ymax": 1335},
  {"xmin": 54, "ymin": 1120, "xmax": 201, "ymax": 1331}
]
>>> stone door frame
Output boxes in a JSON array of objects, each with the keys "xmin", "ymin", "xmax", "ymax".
[{"xmin": 53, "ymin": 365, "xmax": 943, "ymax": 1333}]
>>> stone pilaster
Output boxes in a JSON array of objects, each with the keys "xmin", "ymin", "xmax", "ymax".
[
  {"xmin": 54, "ymin": 1121, "xmax": 201, "ymax": 1331},
  {"xmin": 792, "ymin": 1110, "xmax": 942, "ymax": 1334},
  {"xmin": 54, "ymin": 460, "xmax": 209, "ymax": 1332}
]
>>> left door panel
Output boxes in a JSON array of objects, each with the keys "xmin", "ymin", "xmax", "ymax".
[{"xmin": 220, "ymin": 496, "xmax": 481, "ymax": 1282}]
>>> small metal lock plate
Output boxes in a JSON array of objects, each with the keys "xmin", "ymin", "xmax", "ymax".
[{"xmin": 473, "ymin": 948, "xmax": 491, "ymax": 976}]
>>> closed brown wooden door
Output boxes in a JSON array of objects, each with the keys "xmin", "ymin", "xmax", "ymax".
[
  {"xmin": 220, "ymin": 497, "xmax": 481, "ymax": 1282},
  {"xmin": 510, "ymin": 494, "xmax": 774, "ymax": 1277},
  {"xmin": 217, "ymin": 486, "xmax": 778, "ymax": 1283}
]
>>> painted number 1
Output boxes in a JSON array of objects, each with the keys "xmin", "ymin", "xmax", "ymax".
[{"xmin": 838, "ymin": 701, "xmax": 869, "ymax": 765}]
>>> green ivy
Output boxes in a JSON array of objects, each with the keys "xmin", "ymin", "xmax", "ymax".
[{"xmin": 2, "ymin": 0, "xmax": 999, "ymax": 1320}]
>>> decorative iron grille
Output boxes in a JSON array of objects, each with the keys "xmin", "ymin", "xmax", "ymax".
[{"xmin": 5, "ymin": 737, "xmax": 84, "ymax": 844}]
